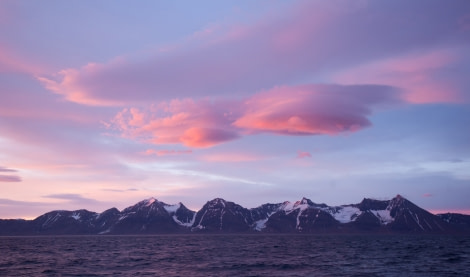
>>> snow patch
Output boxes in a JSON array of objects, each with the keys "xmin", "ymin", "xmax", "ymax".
[
  {"xmin": 281, "ymin": 201, "xmax": 295, "ymax": 211},
  {"xmin": 43, "ymin": 213, "xmax": 61, "ymax": 227},
  {"xmin": 254, "ymin": 218, "xmax": 269, "ymax": 231},
  {"xmin": 296, "ymin": 209, "xmax": 304, "ymax": 229},
  {"xmin": 164, "ymin": 203, "xmax": 181, "ymax": 214},
  {"xmin": 370, "ymin": 209, "xmax": 394, "ymax": 225},
  {"xmin": 332, "ymin": 206, "xmax": 362, "ymax": 223},
  {"xmin": 409, "ymin": 210, "xmax": 424, "ymax": 230},
  {"xmin": 192, "ymin": 210, "xmax": 208, "ymax": 230},
  {"xmin": 118, "ymin": 211, "xmax": 135, "ymax": 221},
  {"xmin": 71, "ymin": 213, "xmax": 81, "ymax": 220},
  {"xmin": 172, "ymin": 213, "xmax": 196, "ymax": 227},
  {"xmin": 281, "ymin": 201, "xmax": 309, "ymax": 213}
]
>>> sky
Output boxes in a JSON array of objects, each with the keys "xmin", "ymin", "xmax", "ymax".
[{"xmin": 1, "ymin": 0, "xmax": 470, "ymax": 219}]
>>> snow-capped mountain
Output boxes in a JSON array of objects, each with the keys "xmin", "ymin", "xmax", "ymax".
[
  {"xmin": 191, "ymin": 198, "xmax": 253, "ymax": 232},
  {"xmin": 260, "ymin": 197, "xmax": 338, "ymax": 232},
  {"xmin": 103, "ymin": 197, "xmax": 196, "ymax": 234},
  {"xmin": 29, "ymin": 209, "xmax": 101, "ymax": 235},
  {"xmin": 0, "ymin": 195, "xmax": 468, "ymax": 235}
]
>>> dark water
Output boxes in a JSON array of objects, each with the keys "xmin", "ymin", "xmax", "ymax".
[{"xmin": 0, "ymin": 235, "xmax": 469, "ymax": 276}]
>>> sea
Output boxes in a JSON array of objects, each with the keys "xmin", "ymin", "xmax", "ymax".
[{"xmin": 0, "ymin": 234, "xmax": 468, "ymax": 276}]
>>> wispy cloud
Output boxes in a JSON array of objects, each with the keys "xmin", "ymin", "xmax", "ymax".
[
  {"xmin": 0, "ymin": 167, "xmax": 21, "ymax": 182},
  {"xmin": 0, "ymin": 166, "xmax": 17, "ymax": 172},
  {"xmin": 0, "ymin": 198, "xmax": 54, "ymax": 219},
  {"xmin": 201, "ymin": 152, "xmax": 264, "ymax": 163},
  {"xmin": 333, "ymin": 48, "xmax": 470, "ymax": 104},
  {"xmin": 102, "ymin": 188, "xmax": 139, "ymax": 193},
  {"xmin": 155, "ymin": 168, "xmax": 273, "ymax": 187},
  {"xmin": 0, "ymin": 175, "xmax": 21, "ymax": 182},
  {"xmin": 42, "ymin": 193, "xmax": 98, "ymax": 204},
  {"xmin": 144, "ymin": 149, "xmax": 193, "ymax": 156}
]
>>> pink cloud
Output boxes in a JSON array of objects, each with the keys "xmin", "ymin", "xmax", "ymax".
[
  {"xmin": 234, "ymin": 84, "xmax": 399, "ymax": 135},
  {"xmin": 111, "ymin": 98, "xmax": 241, "ymax": 148},
  {"xmin": 423, "ymin": 193, "xmax": 433, "ymax": 198},
  {"xmin": 37, "ymin": 64, "xmax": 124, "ymax": 106},
  {"xmin": 36, "ymin": 1, "xmax": 469, "ymax": 106},
  {"xmin": 180, "ymin": 127, "xmax": 239, "ymax": 148},
  {"xmin": 296, "ymin": 151, "xmax": 312, "ymax": 159},
  {"xmin": 333, "ymin": 48, "xmax": 469, "ymax": 104},
  {"xmin": 110, "ymin": 83, "xmax": 399, "ymax": 148},
  {"xmin": 36, "ymin": 5, "xmax": 326, "ymax": 105}
]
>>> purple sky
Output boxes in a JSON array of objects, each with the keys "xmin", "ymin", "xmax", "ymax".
[{"xmin": 1, "ymin": 0, "xmax": 470, "ymax": 218}]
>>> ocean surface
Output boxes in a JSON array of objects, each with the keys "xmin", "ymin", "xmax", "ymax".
[{"xmin": 0, "ymin": 234, "xmax": 468, "ymax": 276}]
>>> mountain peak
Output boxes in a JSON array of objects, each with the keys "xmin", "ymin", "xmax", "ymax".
[
  {"xmin": 144, "ymin": 197, "xmax": 157, "ymax": 206},
  {"xmin": 0, "ymin": 194, "xmax": 464, "ymax": 235},
  {"xmin": 281, "ymin": 198, "xmax": 311, "ymax": 212},
  {"xmin": 392, "ymin": 194, "xmax": 409, "ymax": 203},
  {"xmin": 130, "ymin": 197, "xmax": 160, "ymax": 208},
  {"xmin": 199, "ymin": 198, "xmax": 228, "ymax": 211},
  {"xmin": 299, "ymin": 197, "xmax": 312, "ymax": 205},
  {"xmin": 388, "ymin": 194, "xmax": 407, "ymax": 210},
  {"xmin": 208, "ymin": 198, "xmax": 227, "ymax": 205},
  {"xmin": 357, "ymin": 198, "xmax": 389, "ymax": 211}
]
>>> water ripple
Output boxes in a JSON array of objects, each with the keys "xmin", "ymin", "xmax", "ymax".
[{"xmin": 0, "ymin": 234, "xmax": 468, "ymax": 276}]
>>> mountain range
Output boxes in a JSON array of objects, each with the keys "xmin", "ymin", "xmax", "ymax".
[{"xmin": 1, "ymin": 195, "xmax": 469, "ymax": 235}]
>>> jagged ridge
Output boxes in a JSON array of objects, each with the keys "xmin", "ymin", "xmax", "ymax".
[{"xmin": 0, "ymin": 195, "xmax": 468, "ymax": 235}]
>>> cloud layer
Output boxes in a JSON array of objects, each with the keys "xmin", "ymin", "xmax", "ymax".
[
  {"xmin": 110, "ymin": 84, "xmax": 400, "ymax": 147},
  {"xmin": 0, "ymin": 166, "xmax": 21, "ymax": 182},
  {"xmin": 233, "ymin": 84, "xmax": 400, "ymax": 135},
  {"xmin": 0, "ymin": 175, "xmax": 21, "ymax": 182},
  {"xmin": 37, "ymin": 0, "xmax": 470, "ymax": 106}
]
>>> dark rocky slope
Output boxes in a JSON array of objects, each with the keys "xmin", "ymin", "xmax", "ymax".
[{"xmin": 0, "ymin": 195, "xmax": 466, "ymax": 235}]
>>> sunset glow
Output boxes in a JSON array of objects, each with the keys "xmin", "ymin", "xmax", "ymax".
[{"xmin": 1, "ymin": 0, "xmax": 469, "ymax": 219}]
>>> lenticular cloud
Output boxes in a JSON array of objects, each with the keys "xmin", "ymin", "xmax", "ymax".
[
  {"xmin": 234, "ymin": 84, "xmax": 401, "ymax": 135},
  {"xmin": 110, "ymin": 83, "xmax": 401, "ymax": 148}
]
